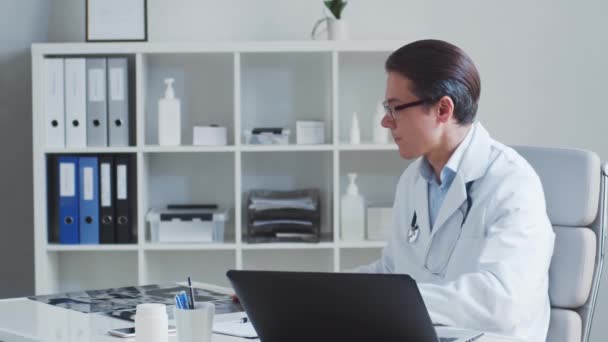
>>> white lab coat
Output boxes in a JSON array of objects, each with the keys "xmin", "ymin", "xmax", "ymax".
[{"xmin": 358, "ymin": 122, "xmax": 555, "ymax": 341}]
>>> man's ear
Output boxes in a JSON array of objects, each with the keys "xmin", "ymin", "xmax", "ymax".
[{"xmin": 436, "ymin": 96, "xmax": 455, "ymax": 124}]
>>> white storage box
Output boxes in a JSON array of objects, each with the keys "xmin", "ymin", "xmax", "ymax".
[
  {"xmin": 147, "ymin": 208, "xmax": 227, "ymax": 243},
  {"xmin": 193, "ymin": 125, "xmax": 227, "ymax": 146},
  {"xmin": 296, "ymin": 121, "xmax": 325, "ymax": 144}
]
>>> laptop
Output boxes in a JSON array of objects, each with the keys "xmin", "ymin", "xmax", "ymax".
[{"xmin": 226, "ymin": 270, "xmax": 484, "ymax": 342}]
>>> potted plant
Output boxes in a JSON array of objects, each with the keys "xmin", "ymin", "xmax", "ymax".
[
  {"xmin": 311, "ymin": 0, "xmax": 349, "ymax": 40},
  {"xmin": 324, "ymin": 0, "xmax": 347, "ymax": 20}
]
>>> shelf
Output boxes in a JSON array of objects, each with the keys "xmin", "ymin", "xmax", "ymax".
[
  {"xmin": 337, "ymin": 241, "xmax": 387, "ymax": 249},
  {"xmin": 144, "ymin": 249, "xmax": 235, "ymax": 287},
  {"xmin": 241, "ymin": 242, "xmax": 335, "ymax": 250},
  {"xmin": 144, "ymin": 153, "xmax": 236, "ymax": 239},
  {"xmin": 143, "ymin": 243, "xmax": 237, "ymax": 251},
  {"xmin": 339, "ymin": 247, "xmax": 383, "ymax": 272},
  {"xmin": 340, "ymin": 150, "xmax": 406, "ymax": 207},
  {"xmin": 240, "ymin": 144, "xmax": 334, "ymax": 152},
  {"xmin": 50, "ymin": 251, "xmax": 138, "ymax": 292},
  {"xmin": 338, "ymin": 144, "xmax": 396, "ymax": 151},
  {"xmin": 143, "ymin": 53, "xmax": 235, "ymax": 146},
  {"xmin": 338, "ymin": 51, "xmax": 392, "ymax": 143},
  {"xmin": 33, "ymin": 41, "xmax": 409, "ymax": 294},
  {"xmin": 46, "ymin": 244, "xmax": 139, "ymax": 252},
  {"xmin": 143, "ymin": 145, "xmax": 236, "ymax": 153},
  {"xmin": 44, "ymin": 147, "xmax": 138, "ymax": 154},
  {"xmin": 243, "ymin": 248, "xmax": 334, "ymax": 272},
  {"xmin": 32, "ymin": 41, "xmax": 407, "ymax": 55}
]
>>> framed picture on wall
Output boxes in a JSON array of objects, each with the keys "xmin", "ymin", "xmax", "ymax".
[{"xmin": 86, "ymin": 0, "xmax": 148, "ymax": 42}]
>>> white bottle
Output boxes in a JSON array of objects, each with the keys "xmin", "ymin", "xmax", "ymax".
[
  {"xmin": 341, "ymin": 173, "xmax": 366, "ymax": 241},
  {"xmin": 350, "ymin": 112, "xmax": 361, "ymax": 144},
  {"xmin": 372, "ymin": 102, "xmax": 389, "ymax": 144},
  {"xmin": 158, "ymin": 78, "xmax": 181, "ymax": 146},
  {"xmin": 135, "ymin": 303, "xmax": 168, "ymax": 342}
]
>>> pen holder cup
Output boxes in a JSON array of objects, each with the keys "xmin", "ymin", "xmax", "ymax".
[{"xmin": 174, "ymin": 302, "xmax": 215, "ymax": 342}]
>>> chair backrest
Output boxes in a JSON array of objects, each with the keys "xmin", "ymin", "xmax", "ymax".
[{"xmin": 514, "ymin": 146, "xmax": 607, "ymax": 342}]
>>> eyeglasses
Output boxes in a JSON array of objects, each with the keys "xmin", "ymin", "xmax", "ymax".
[{"xmin": 382, "ymin": 99, "xmax": 430, "ymax": 121}]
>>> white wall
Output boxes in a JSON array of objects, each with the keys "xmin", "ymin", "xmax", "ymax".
[
  {"xmin": 49, "ymin": 0, "xmax": 608, "ymax": 157},
  {"xmin": 0, "ymin": 0, "xmax": 49, "ymax": 298},
  {"xmin": 7, "ymin": 0, "xmax": 608, "ymax": 338}
]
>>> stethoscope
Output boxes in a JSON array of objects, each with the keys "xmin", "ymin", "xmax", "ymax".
[{"xmin": 408, "ymin": 181, "xmax": 474, "ymax": 244}]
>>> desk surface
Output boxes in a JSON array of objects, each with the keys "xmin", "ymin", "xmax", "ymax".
[{"xmin": 0, "ymin": 296, "xmax": 519, "ymax": 342}]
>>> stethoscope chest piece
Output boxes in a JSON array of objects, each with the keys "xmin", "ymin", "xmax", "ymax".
[{"xmin": 408, "ymin": 224, "xmax": 420, "ymax": 244}]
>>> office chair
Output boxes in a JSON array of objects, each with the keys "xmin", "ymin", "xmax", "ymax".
[{"xmin": 515, "ymin": 146, "xmax": 607, "ymax": 342}]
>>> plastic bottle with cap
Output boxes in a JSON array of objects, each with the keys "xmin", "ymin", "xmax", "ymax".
[
  {"xmin": 341, "ymin": 173, "xmax": 366, "ymax": 241},
  {"xmin": 135, "ymin": 303, "xmax": 168, "ymax": 342},
  {"xmin": 350, "ymin": 112, "xmax": 361, "ymax": 144},
  {"xmin": 158, "ymin": 78, "xmax": 181, "ymax": 146},
  {"xmin": 372, "ymin": 102, "xmax": 389, "ymax": 144}
]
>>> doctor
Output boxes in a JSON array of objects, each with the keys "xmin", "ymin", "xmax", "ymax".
[{"xmin": 356, "ymin": 39, "xmax": 555, "ymax": 341}]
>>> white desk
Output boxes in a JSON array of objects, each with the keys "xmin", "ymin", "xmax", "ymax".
[{"xmin": 0, "ymin": 297, "xmax": 519, "ymax": 342}]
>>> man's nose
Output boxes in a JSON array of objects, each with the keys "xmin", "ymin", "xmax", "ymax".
[{"xmin": 381, "ymin": 114, "xmax": 394, "ymax": 129}]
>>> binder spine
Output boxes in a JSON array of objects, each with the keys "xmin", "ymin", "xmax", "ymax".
[
  {"xmin": 79, "ymin": 157, "xmax": 100, "ymax": 244},
  {"xmin": 47, "ymin": 156, "xmax": 60, "ymax": 243},
  {"xmin": 86, "ymin": 58, "xmax": 108, "ymax": 147},
  {"xmin": 44, "ymin": 58, "xmax": 65, "ymax": 148},
  {"xmin": 115, "ymin": 155, "xmax": 133, "ymax": 243},
  {"xmin": 58, "ymin": 156, "xmax": 79, "ymax": 244},
  {"xmin": 107, "ymin": 58, "xmax": 130, "ymax": 147},
  {"xmin": 99, "ymin": 155, "xmax": 116, "ymax": 243},
  {"xmin": 64, "ymin": 58, "xmax": 87, "ymax": 147}
]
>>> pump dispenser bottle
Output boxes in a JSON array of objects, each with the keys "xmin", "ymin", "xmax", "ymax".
[
  {"xmin": 158, "ymin": 78, "xmax": 181, "ymax": 146},
  {"xmin": 372, "ymin": 102, "xmax": 389, "ymax": 144},
  {"xmin": 341, "ymin": 173, "xmax": 366, "ymax": 241}
]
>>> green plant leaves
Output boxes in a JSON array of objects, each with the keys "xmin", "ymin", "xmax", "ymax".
[{"xmin": 324, "ymin": 0, "xmax": 348, "ymax": 19}]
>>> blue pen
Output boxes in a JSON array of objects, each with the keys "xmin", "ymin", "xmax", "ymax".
[
  {"xmin": 176, "ymin": 291, "xmax": 188, "ymax": 310},
  {"xmin": 178, "ymin": 292, "xmax": 188, "ymax": 310},
  {"xmin": 175, "ymin": 294, "xmax": 183, "ymax": 309}
]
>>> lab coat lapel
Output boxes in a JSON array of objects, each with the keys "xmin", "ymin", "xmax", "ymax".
[
  {"xmin": 431, "ymin": 175, "xmax": 467, "ymax": 234},
  {"xmin": 431, "ymin": 122, "xmax": 492, "ymax": 234},
  {"xmin": 413, "ymin": 171, "xmax": 432, "ymax": 245}
]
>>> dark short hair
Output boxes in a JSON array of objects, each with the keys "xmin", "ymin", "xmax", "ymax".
[{"xmin": 385, "ymin": 39, "xmax": 481, "ymax": 125}]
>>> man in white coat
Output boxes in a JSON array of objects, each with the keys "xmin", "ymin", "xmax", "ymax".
[{"xmin": 356, "ymin": 40, "xmax": 555, "ymax": 341}]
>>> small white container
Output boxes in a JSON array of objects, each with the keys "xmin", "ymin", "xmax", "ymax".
[
  {"xmin": 135, "ymin": 303, "xmax": 168, "ymax": 342},
  {"xmin": 296, "ymin": 120, "xmax": 325, "ymax": 144},
  {"xmin": 193, "ymin": 126, "xmax": 227, "ymax": 146},
  {"xmin": 174, "ymin": 302, "xmax": 215, "ymax": 342}
]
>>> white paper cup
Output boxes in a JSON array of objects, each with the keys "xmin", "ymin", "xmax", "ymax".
[{"xmin": 174, "ymin": 302, "xmax": 215, "ymax": 342}]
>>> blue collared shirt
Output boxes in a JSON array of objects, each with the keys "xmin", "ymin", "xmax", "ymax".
[
  {"xmin": 420, "ymin": 160, "xmax": 457, "ymax": 229},
  {"xmin": 420, "ymin": 126, "xmax": 474, "ymax": 229}
]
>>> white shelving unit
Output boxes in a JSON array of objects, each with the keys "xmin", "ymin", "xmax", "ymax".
[{"xmin": 31, "ymin": 41, "xmax": 411, "ymax": 295}]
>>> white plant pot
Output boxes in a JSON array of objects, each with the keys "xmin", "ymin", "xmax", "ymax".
[{"xmin": 328, "ymin": 19, "xmax": 348, "ymax": 40}]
